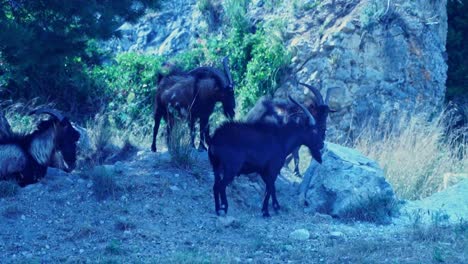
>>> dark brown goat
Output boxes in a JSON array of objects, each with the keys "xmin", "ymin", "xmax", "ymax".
[
  {"xmin": 0, "ymin": 108, "xmax": 80, "ymax": 186},
  {"xmin": 209, "ymin": 95, "xmax": 327, "ymax": 217},
  {"xmin": 245, "ymin": 83, "xmax": 336, "ymax": 176},
  {"xmin": 151, "ymin": 57, "xmax": 235, "ymax": 152}
]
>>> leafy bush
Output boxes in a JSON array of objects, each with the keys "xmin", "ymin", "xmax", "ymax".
[
  {"xmin": 90, "ymin": 53, "xmax": 165, "ymax": 128},
  {"xmin": 199, "ymin": 1, "xmax": 291, "ymax": 114}
]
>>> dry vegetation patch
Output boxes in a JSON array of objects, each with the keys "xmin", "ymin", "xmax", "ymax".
[{"xmin": 352, "ymin": 111, "xmax": 467, "ymax": 200}]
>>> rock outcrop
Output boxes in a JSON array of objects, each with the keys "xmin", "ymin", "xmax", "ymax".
[
  {"xmin": 106, "ymin": 0, "xmax": 448, "ymax": 139},
  {"xmin": 398, "ymin": 179, "xmax": 468, "ymax": 224},
  {"xmin": 274, "ymin": 0, "xmax": 448, "ymax": 140},
  {"xmin": 300, "ymin": 142, "xmax": 396, "ymax": 223},
  {"xmin": 106, "ymin": 0, "xmax": 206, "ymax": 55}
]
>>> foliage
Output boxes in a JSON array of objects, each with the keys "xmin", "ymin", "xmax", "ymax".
[
  {"xmin": 198, "ymin": 0, "xmax": 291, "ymax": 114},
  {"xmin": 90, "ymin": 53, "xmax": 165, "ymax": 128},
  {"xmin": 0, "ymin": 0, "xmax": 159, "ymax": 111},
  {"xmin": 447, "ymin": 0, "xmax": 468, "ymax": 99}
]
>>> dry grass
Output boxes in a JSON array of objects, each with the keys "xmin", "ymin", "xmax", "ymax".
[
  {"xmin": 352, "ymin": 111, "xmax": 467, "ymax": 200},
  {"xmin": 168, "ymin": 118, "xmax": 196, "ymax": 170}
]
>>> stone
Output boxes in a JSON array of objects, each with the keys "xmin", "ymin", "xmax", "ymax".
[
  {"xmin": 329, "ymin": 231, "xmax": 344, "ymax": 239},
  {"xmin": 289, "ymin": 229, "xmax": 310, "ymax": 241},
  {"xmin": 217, "ymin": 216, "xmax": 239, "ymax": 228},
  {"xmin": 300, "ymin": 142, "xmax": 396, "ymax": 224},
  {"xmin": 400, "ymin": 179, "xmax": 468, "ymax": 224}
]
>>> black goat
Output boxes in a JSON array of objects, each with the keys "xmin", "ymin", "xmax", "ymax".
[
  {"xmin": 245, "ymin": 83, "xmax": 335, "ymax": 176},
  {"xmin": 151, "ymin": 57, "xmax": 235, "ymax": 152},
  {"xmin": 209, "ymin": 95, "xmax": 326, "ymax": 217},
  {"xmin": 0, "ymin": 108, "xmax": 80, "ymax": 187}
]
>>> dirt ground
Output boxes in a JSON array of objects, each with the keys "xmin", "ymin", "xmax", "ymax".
[{"xmin": 0, "ymin": 150, "xmax": 466, "ymax": 263}]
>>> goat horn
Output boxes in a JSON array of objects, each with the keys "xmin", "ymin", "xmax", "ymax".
[
  {"xmin": 288, "ymin": 95, "xmax": 316, "ymax": 126},
  {"xmin": 223, "ymin": 56, "xmax": 234, "ymax": 89},
  {"xmin": 30, "ymin": 108, "xmax": 65, "ymax": 122},
  {"xmin": 324, "ymin": 87, "xmax": 339, "ymax": 105},
  {"xmin": 299, "ymin": 82, "xmax": 324, "ymax": 106}
]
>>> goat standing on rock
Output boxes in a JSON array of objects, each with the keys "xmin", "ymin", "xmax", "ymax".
[
  {"xmin": 209, "ymin": 94, "xmax": 327, "ymax": 217},
  {"xmin": 0, "ymin": 108, "xmax": 80, "ymax": 187},
  {"xmin": 151, "ymin": 57, "xmax": 235, "ymax": 152}
]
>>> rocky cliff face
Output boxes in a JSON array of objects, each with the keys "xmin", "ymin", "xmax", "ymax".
[
  {"xmin": 108, "ymin": 0, "xmax": 448, "ymax": 139},
  {"xmin": 106, "ymin": 0, "xmax": 203, "ymax": 55},
  {"xmin": 279, "ymin": 0, "xmax": 448, "ymax": 140}
]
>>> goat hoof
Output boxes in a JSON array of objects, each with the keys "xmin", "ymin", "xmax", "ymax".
[
  {"xmin": 217, "ymin": 210, "xmax": 226, "ymax": 216},
  {"xmin": 151, "ymin": 146, "xmax": 156, "ymax": 152}
]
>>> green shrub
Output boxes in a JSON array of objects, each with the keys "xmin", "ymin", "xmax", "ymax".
[
  {"xmin": 90, "ymin": 52, "xmax": 165, "ymax": 128},
  {"xmin": 199, "ymin": 1, "xmax": 291, "ymax": 115},
  {"xmin": 0, "ymin": 181, "xmax": 19, "ymax": 198},
  {"xmin": 91, "ymin": 166, "xmax": 119, "ymax": 200}
]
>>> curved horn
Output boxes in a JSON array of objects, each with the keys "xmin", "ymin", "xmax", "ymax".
[
  {"xmin": 299, "ymin": 82, "xmax": 324, "ymax": 106},
  {"xmin": 223, "ymin": 56, "xmax": 234, "ymax": 89},
  {"xmin": 30, "ymin": 108, "xmax": 65, "ymax": 122},
  {"xmin": 288, "ymin": 95, "xmax": 316, "ymax": 126},
  {"xmin": 324, "ymin": 87, "xmax": 339, "ymax": 105}
]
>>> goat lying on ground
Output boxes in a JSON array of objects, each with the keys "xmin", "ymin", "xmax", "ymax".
[
  {"xmin": 209, "ymin": 95, "xmax": 327, "ymax": 217},
  {"xmin": 151, "ymin": 57, "xmax": 235, "ymax": 152},
  {"xmin": 0, "ymin": 108, "xmax": 80, "ymax": 187},
  {"xmin": 245, "ymin": 83, "xmax": 336, "ymax": 176}
]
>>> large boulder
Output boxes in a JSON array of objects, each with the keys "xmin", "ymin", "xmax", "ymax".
[
  {"xmin": 398, "ymin": 179, "xmax": 468, "ymax": 225},
  {"xmin": 300, "ymin": 142, "xmax": 396, "ymax": 223}
]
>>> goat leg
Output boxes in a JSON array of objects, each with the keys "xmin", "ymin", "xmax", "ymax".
[
  {"xmin": 213, "ymin": 181, "xmax": 221, "ymax": 215},
  {"xmin": 198, "ymin": 116, "xmax": 209, "ymax": 151},
  {"xmin": 270, "ymin": 183, "xmax": 281, "ymax": 212},
  {"xmin": 151, "ymin": 111, "xmax": 163, "ymax": 152},
  {"xmin": 219, "ymin": 182, "xmax": 229, "ymax": 215},
  {"xmin": 189, "ymin": 119, "xmax": 196, "ymax": 149}
]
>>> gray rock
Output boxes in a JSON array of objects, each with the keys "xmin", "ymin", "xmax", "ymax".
[
  {"xmin": 300, "ymin": 142, "xmax": 396, "ymax": 223},
  {"xmin": 329, "ymin": 231, "xmax": 345, "ymax": 239},
  {"xmin": 217, "ymin": 216, "xmax": 240, "ymax": 228},
  {"xmin": 399, "ymin": 179, "xmax": 468, "ymax": 224},
  {"xmin": 289, "ymin": 229, "xmax": 310, "ymax": 241}
]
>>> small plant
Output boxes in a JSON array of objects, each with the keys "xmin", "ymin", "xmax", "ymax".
[
  {"xmin": 0, "ymin": 181, "xmax": 19, "ymax": 198},
  {"xmin": 91, "ymin": 166, "xmax": 119, "ymax": 200},
  {"xmin": 198, "ymin": 0, "xmax": 213, "ymax": 13},
  {"xmin": 115, "ymin": 218, "xmax": 136, "ymax": 232},
  {"xmin": 168, "ymin": 119, "xmax": 196, "ymax": 170},
  {"xmin": 105, "ymin": 239, "xmax": 124, "ymax": 255},
  {"xmin": 2, "ymin": 205, "xmax": 22, "ymax": 219},
  {"xmin": 168, "ymin": 250, "xmax": 213, "ymax": 264},
  {"xmin": 359, "ymin": 0, "xmax": 386, "ymax": 30},
  {"xmin": 340, "ymin": 194, "xmax": 397, "ymax": 224},
  {"xmin": 432, "ymin": 246, "xmax": 445, "ymax": 263}
]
